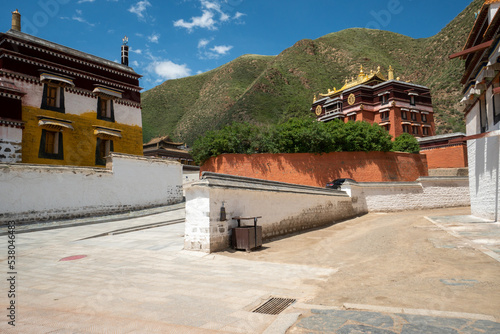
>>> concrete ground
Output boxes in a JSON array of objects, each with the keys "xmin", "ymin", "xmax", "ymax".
[{"xmin": 1, "ymin": 206, "xmax": 500, "ymax": 333}]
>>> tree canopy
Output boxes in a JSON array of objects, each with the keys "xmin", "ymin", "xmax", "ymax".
[{"xmin": 191, "ymin": 118, "xmax": 418, "ymax": 165}]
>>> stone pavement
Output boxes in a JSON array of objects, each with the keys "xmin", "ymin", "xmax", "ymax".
[{"xmin": 0, "ymin": 205, "xmax": 499, "ymax": 333}]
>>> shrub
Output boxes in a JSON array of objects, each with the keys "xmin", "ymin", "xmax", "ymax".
[{"xmin": 392, "ymin": 132, "xmax": 420, "ymax": 153}]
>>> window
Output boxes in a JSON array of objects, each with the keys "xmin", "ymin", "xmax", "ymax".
[
  {"xmin": 421, "ymin": 113, "xmax": 427, "ymax": 123},
  {"xmin": 97, "ymin": 96, "xmax": 115, "ymax": 122},
  {"xmin": 95, "ymin": 138, "xmax": 114, "ymax": 166},
  {"xmin": 384, "ymin": 124, "xmax": 390, "ymax": 132},
  {"xmin": 402, "ymin": 124, "xmax": 410, "ymax": 133},
  {"xmin": 381, "ymin": 94, "xmax": 389, "ymax": 105},
  {"xmin": 381, "ymin": 111, "xmax": 390, "ymax": 121},
  {"xmin": 412, "ymin": 126, "xmax": 419, "ymax": 135},
  {"xmin": 38, "ymin": 129, "xmax": 63, "ymax": 159},
  {"xmin": 480, "ymin": 96, "xmax": 488, "ymax": 133},
  {"xmin": 493, "ymin": 84, "xmax": 500, "ymax": 125},
  {"xmin": 348, "ymin": 114, "xmax": 356, "ymax": 121},
  {"xmin": 41, "ymin": 84, "xmax": 65, "ymax": 113},
  {"xmin": 422, "ymin": 127, "xmax": 429, "ymax": 136},
  {"xmin": 410, "ymin": 95, "xmax": 416, "ymax": 106},
  {"xmin": 401, "ymin": 111, "xmax": 408, "ymax": 120},
  {"xmin": 411, "ymin": 112, "xmax": 418, "ymax": 121}
]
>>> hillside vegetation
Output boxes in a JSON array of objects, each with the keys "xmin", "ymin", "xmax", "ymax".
[{"xmin": 141, "ymin": 0, "xmax": 481, "ymax": 146}]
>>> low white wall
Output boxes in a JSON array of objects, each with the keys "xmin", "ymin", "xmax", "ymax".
[
  {"xmin": 185, "ymin": 174, "xmax": 470, "ymax": 253},
  {"xmin": 185, "ymin": 172, "xmax": 357, "ymax": 253},
  {"xmin": 344, "ymin": 177, "xmax": 470, "ymax": 213},
  {"xmin": 0, "ymin": 153, "xmax": 183, "ymax": 224}
]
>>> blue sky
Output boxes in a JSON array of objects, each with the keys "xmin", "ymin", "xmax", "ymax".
[{"xmin": 2, "ymin": 0, "xmax": 473, "ymax": 91}]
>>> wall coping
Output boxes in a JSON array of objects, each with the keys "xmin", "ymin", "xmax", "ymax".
[
  {"xmin": 0, "ymin": 152, "xmax": 180, "ymax": 174},
  {"xmin": 197, "ymin": 172, "xmax": 350, "ymax": 197},
  {"xmin": 348, "ymin": 176, "xmax": 469, "ymax": 188}
]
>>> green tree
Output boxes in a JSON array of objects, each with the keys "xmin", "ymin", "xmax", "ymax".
[
  {"xmin": 342, "ymin": 121, "xmax": 393, "ymax": 152},
  {"xmin": 392, "ymin": 132, "xmax": 420, "ymax": 153}
]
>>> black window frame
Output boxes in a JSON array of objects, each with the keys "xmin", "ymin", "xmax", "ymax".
[
  {"xmin": 96, "ymin": 96, "xmax": 115, "ymax": 122},
  {"xmin": 41, "ymin": 84, "xmax": 65, "ymax": 113},
  {"xmin": 410, "ymin": 95, "xmax": 416, "ymax": 106},
  {"xmin": 38, "ymin": 129, "xmax": 64, "ymax": 160},
  {"xmin": 493, "ymin": 85, "xmax": 500, "ymax": 125},
  {"xmin": 95, "ymin": 138, "xmax": 114, "ymax": 166},
  {"xmin": 480, "ymin": 96, "xmax": 488, "ymax": 133}
]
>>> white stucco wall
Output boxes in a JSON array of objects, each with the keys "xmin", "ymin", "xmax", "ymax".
[
  {"xmin": 0, "ymin": 153, "xmax": 183, "ymax": 223},
  {"xmin": 185, "ymin": 174, "xmax": 355, "ymax": 252},
  {"xmin": 185, "ymin": 174, "xmax": 471, "ymax": 253},
  {"xmin": 0, "ymin": 126, "xmax": 22, "ymax": 163},
  {"xmin": 345, "ymin": 177, "xmax": 470, "ymax": 213},
  {"xmin": 467, "ymin": 137, "xmax": 500, "ymax": 220}
]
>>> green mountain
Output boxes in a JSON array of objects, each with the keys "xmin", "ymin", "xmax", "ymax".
[{"xmin": 141, "ymin": 0, "xmax": 481, "ymax": 146}]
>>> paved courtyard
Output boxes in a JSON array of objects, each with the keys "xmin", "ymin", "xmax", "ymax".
[{"xmin": 1, "ymin": 205, "xmax": 500, "ymax": 333}]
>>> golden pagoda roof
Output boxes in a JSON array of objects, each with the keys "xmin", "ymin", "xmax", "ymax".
[{"xmin": 318, "ymin": 65, "xmax": 387, "ymax": 99}]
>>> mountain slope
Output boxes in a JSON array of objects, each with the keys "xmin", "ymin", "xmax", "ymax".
[{"xmin": 142, "ymin": 0, "xmax": 481, "ymax": 145}]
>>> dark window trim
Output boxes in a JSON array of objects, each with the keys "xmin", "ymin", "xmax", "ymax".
[
  {"xmin": 95, "ymin": 138, "xmax": 114, "ymax": 166},
  {"xmin": 493, "ymin": 88, "xmax": 500, "ymax": 125},
  {"xmin": 38, "ymin": 129, "xmax": 64, "ymax": 160},
  {"xmin": 96, "ymin": 96, "xmax": 115, "ymax": 122},
  {"xmin": 480, "ymin": 97, "xmax": 488, "ymax": 133},
  {"xmin": 410, "ymin": 95, "xmax": 416, "ymax": 106},
  {"xmin": 41, "ymin": 84, "xmax": 65, "ymax": 113}
]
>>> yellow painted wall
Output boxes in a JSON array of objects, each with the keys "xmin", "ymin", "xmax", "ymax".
[{"xmin": 22, "ymin": 106, "xmax": 143, "ymax": 167}]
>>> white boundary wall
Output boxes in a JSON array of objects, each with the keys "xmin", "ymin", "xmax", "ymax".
[
  {"xmin": 185, "ymin": 173, "xmax": 470, "ymax": 253},
  {"xmin": 343, "ymin": 177, "xmax": 470, "ymax": 213},
  {"xmin": 0, "ymin": 153, "xmax": 183, "ymax": 223},
  {"xmin": 185, "ymin": 173, "xmax": 356, "ymax": 253}
]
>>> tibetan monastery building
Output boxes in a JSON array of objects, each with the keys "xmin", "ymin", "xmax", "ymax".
[
  {"xmin": 312, "ymin": 66, "xmax": 435, "ymax": 139},
  {"xmin": 0, "ymin": 10, "xmax": 143, "ymax": 167}
]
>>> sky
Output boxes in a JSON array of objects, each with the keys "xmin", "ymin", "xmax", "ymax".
[{"xmin": 1, "ymin": 0, "xmax": 474, "ymax": 91}]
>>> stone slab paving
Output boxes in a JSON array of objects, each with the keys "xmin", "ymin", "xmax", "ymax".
[
  {"xmin": 0, "ymin": 208, "xmax": 332, "ymax": 333},
  {"xmin": 290, "ymin": 308, "xmax": 500, "ymax": 334},
  {"xmin": 426, "ymin": 215, "xmax": 500, "ymax": 263},
  {"xmin": 1, "ymin": 210, "xmax": 500, "ymax": 333}
]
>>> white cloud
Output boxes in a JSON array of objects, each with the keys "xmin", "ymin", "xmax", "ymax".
[
  {"xmin": 198, "ymin": 38, "xmax": 211, "ymax": 48},
  {"xmin": 174, "ymin": 10, "xmax": 216, "ymax": 32},
  {"xmin": 129, "ymin": 0, "xmax": 151, "ymax": 20},
  {"xmin": 148, "ymin": 33, "xmax": 160, "ymax": 44},
  {"xmin": 234, "ymin": 12, "xmax": 245, "ymax": 20},
  {"xmin": 210, "ymin": 45, "xmax": 232, "ymax": 55},
  {"xmin": 77, "ymin": 0, "xmax": 95, "ymax": 3},
  {"xmin": 174, "ymin": 0, "xmax": 246, "ymax": 32},
  {"xmin": 61, "ymin": 10, "xmax": 95, "ymax": 27},
  {"xmin": 131, "ymin": 60, "xmax": 140, "ymax": 67},
  {"xmin": 197, "ymin": 38, "xmax": 233, "ymax": 59},
  {"xmin": 130, "ymin": 48, "xmax": 142, "ymax": 54},
  {"xmin": 147, "ymin": 60, "xmax": 192, "ymax": 80}
]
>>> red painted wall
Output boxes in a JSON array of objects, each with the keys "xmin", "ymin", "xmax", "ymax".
[
  {"xmin": 421, "ymin": 145, "xmax": 468, "ymax": 169},
  {"xmin": 201, "ymin": 151, "xmax": 429, "ymax": 187}
]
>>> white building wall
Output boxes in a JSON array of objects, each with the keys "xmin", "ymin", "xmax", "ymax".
[
  {"xmin": 114, "ymin": 102, "xmax": 142, "ymax": 127},
  {"xmin": 0, "ymin": 153, "xmax": 183, "ymax": 223},
  {"xmin": 467, "ymin": 137, "xmax": 500, "ymax": 220},
  {"xmin": 0, "ymin": 126, "xmax": 22, "ymax": 163}
]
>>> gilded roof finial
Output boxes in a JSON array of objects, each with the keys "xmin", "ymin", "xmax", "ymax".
[
  {"xmin": 388, "ymin": 65, "xmax": 394, "ymax": 80},
  {"xmin": 313, "ymin": 94, "xmax": 317, "ymax": 102},
  {"xmin": 377, "ymin": 66, "xmax": 381, "ymax": 73}
]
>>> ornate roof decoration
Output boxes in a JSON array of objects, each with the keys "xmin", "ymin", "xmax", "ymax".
[{"xmin": 318, "ymin": 65, "xmax": 388, "ymax": 99}]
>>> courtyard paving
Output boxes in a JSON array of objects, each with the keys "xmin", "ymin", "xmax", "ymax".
[{"xmin": 0, "ymin": 205, "xmax": 499, "ymax": 333}]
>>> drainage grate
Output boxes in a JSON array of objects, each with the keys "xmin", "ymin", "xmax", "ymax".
[{"xmin": 252, "ymin": 297, "xmax": 296, "ymax": 315}]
